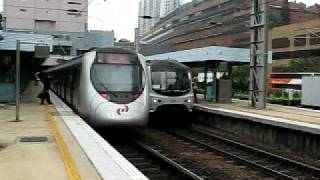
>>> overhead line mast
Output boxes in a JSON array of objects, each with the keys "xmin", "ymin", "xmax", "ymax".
[{"xmin": 249, "ymin": 0, "xmax": 269, "ymax": 109}]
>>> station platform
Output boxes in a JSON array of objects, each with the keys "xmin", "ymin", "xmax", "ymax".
[
  {"xmin": 0, "ymin": 83, "xmax": 148, "ymax": 180},
  {"xmin": 195, "ymin": 95, "xmax": 320, "ymax": 134}
]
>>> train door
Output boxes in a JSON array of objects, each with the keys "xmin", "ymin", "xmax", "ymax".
[
  {"xmin": 58, "ymin": 72, "xmax": 62, "ymax": 97},
  {"xmin": 65, "ymin": 70, "xmax": 72, "ymax": 103},
  {"xmin": 72, "ymin": 67, "xmax": 80, "ymax": 109},
  {"xmin": 62, "ymin": 70, "xmax": 67, "ymax": 100}
]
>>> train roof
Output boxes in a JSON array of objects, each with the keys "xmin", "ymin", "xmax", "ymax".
[
  {"xmin": 95, "ymin": 47, "xmax": 137, "ymax": 54},
  {"xmin": 43, "ymin": 47, "xmax": 138, "ymax": 73},
  {"xmin": 149, "ymin": 59, "xmax": 190, "ymax": 71}
]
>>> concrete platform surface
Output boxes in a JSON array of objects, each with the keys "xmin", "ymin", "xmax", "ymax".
[
  {"xmin": 0, "ymin": 82, "xmax": 101, "ymax": 180},
  {"xmin": 50, "ymin": 92, "xmax": 148, "ymax": 180},
  {"xmin": 197, "ymin": 96, "xmax": 320, "ymax": 125},
  {"xmin": 0, "ymin": 103, "xmax": 101, "ymax": 180},
  {"xmin": 196, "ymin": 97, "xmax": 320, "ymax": 135},
  {"xmin": 0, "ymin": 82, "xmax": 149, "ymax": 180}
]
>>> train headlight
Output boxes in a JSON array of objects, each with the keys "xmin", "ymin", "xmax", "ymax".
[{"xmin": 153, "ymin": 99, "xmax": 162, "ymax": 103}]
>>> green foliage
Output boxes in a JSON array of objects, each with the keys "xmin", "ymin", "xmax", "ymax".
[
  {"xmin": 234, "ymin": 92, "xmax": 301, "ymax": 106},
  {"xmin": 232, "ymin": 65, "xmax": 250, "ymax": 93},
  {"xmin": 269, "ymin": 12, "xmax": 283, "ymax": 29},
  {"xmin": 268, "ymin": 90, "xmax": 284, "ymax": 98},
  {"xmin": 289, "ymin": 57, "xmax": 320, "ymax": 72},
  {"xmin": 293, "ymin": 91, "xmax": 301, "ymax": 98},
  {"xmin": 233, "ymin": 93, "xmax": 249, "ymax": 100},
  {"xmin": 268, "ymin": 97, "xmax": 301, "ymax": 106},
  {"xmin": 272, "ymin": 65, "xmax": 291, "ymax": 72},
  {"xmin": 195, "ymin": 88, "xmax": 205, "ymax": 94},
  {"xmin": 273, "ymin": 57, "xmax": 320, "ymax": 73},
  {"xmin": 281, "ymin": 0, "xmax": 290, "ymax": 25}
]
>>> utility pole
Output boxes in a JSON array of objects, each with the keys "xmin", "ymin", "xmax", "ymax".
[{"xmin": 249, "ymin": 0, "xmax": 269, "ymax": 109}]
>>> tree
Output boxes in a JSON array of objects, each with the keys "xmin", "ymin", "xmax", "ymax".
[
  {"xmin": 281, "ymin": 0, "xmax": 290, "ymax": 25},
  {"xmin": 273, "ymin": 57, "xmax": 320, "ymax": 72},
  {"xmin": 232, "ymin": 65, "xmax": 250, "ymax": 92},
  {"xmin": 269, "ymin": 11, "xmax": 283, "ymax": 29},
  {"xmin": 289, "ymin": 57, "xmax": 320, "ymax": 72}
]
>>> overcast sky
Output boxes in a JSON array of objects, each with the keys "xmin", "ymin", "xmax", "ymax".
[{"xmin": 0, "ymin": 0, "xmax": 318, "ymax": 41}]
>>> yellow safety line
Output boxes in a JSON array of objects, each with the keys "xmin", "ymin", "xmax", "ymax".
[{"xmin": 45, "ymin": 105, "xmax": 81, "ymax": 180}]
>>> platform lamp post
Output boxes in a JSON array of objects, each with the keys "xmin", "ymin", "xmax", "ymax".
[{"xmin": 15, "ymin": 40, "xmax": 49, "ymax": 122}]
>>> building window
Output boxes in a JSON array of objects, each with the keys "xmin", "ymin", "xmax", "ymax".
[
  {"xmin": 67, "ymin": 12, "xmax": 80, "ymax": 15},
  {"xmin": 294, "ymin": 34, "xmax": 306, "ymax": 47},
  {"xmin": 68, "ymin": 2, "xmax": 82, "ymax": 5},
  {"xmin": 310, "ymin": 32, "xmax": 320, "ymax": 45},
  {"xmin": 67, "ymin": 9, "xmax": 80, "ymax": 15},
  {"xmin": 35, "ymin": 20, "xmax": 56, "ymax": 31},
  {"xmin": 272, "ymin": 37, "xmax": 290, "ymax": 49}
]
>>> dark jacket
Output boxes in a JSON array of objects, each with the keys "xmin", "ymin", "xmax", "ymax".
[{"xmin": 39, "ymin": 73, "xmax": 51, "ymax": 91}]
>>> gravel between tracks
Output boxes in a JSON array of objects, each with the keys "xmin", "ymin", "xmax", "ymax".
[{"xmin": 138, "ymin": 128, "xmax": 274, "ymax": 180}]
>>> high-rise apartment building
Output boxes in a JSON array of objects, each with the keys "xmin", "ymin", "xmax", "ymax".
[
  {"xmin": 138, "ymin": 0, "xmax": 161, "ymax": 36},
  {"xmin": 160, "ymin": 0, "xmax": 180, "ymax": 18},
  {"xmin": 3, "ymin": 0, "xmax": 88, "ymax": 32},
  {"xmin": 138, "ymin": 0, "xmax": 181, "ymax": 36}
]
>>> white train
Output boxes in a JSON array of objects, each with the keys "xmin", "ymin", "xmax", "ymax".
[
  {"xmin": 147, "ymin": 60, "xmax": 194, "ymax": 113},
  {"xmin": 44, "ymin": 48, "xmax": 150, "ymax": 127}
]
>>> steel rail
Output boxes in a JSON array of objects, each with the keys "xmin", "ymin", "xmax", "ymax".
[
  {"xmin": 191, "ymin": 125, "xmax": 320, "ymax": 175},
  {"xmin": 166, "ymin": 128, "xmax": 318, "ymax": 180},
  {"xmin": 135, "ymin": 141, "xmax": 204, "ymax": 180}
]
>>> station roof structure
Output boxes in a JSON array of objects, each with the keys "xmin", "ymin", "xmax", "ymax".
[
  {"xmin": 0, "ymin": 32, "xmax": 53, "ymax": 52},
  {"xmin": 42, "ymin": 55, "xmax": 76, "ymax": 66},
  {"xmin": 146, "ymin": 45, "xmax": 272, "ymax": 63}
]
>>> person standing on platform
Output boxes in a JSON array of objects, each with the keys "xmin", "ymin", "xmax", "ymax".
[
  {"xmin": 192, "ymin": 72, "xmax": 198, "ymax": 103},
  {"xmin": 39, "ymin": 73, "xmax": 52, "ymax": 105}
]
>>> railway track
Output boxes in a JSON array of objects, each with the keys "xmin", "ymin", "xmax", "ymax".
[
  {"xmin": 111, "ymin": 140, "xmax": 205, "ymax": 180},
  {"xmin": 165, "ymin": 125, "xmax": 320, "ymax": 180}
]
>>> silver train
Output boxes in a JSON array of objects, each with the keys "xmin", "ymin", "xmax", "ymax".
[
  {"xmin": 147, "ymin": 60, "xmax": 194, "ymax": 112},
  {"xmin": 44, "ymin": 48, "xmax": 150, "ymax": 127}
]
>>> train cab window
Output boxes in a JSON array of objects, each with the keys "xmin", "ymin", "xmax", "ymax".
[
  {"xmin": 91, "ymin": 52, "xmax": 144, "ymax": 104},
  {"xmin": 151, "ymin": 70, "xmax": 191, "ymax": 96}
]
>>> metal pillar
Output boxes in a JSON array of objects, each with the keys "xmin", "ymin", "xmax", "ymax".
[
  {"xmin": 249, "ymin": 0, "xmax": 268, "ymax": 109},
  {"xmin": 204, "ymin": 67, "xmax": 208, "ymax": 99},
  {"xmin": 16, "ymin": 40, "xmax": 21, "ymax": 121}
]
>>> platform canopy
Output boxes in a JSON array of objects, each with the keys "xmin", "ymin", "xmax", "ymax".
[
  {"xmin": 0, "ymin": 32, "xmax": 53, "ymax": 52},
  {"xmin": 146, "ymin": 46, "xmax": 272, "ymax": 63}
]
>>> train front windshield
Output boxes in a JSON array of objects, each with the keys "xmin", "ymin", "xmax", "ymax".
[
  {"xmin": 91, "ymin": 53, "xmax": 143, "ymax": 103},
  {"xmin": 151, "ymin": 69, "xmax": 191, "ymax": 96}
]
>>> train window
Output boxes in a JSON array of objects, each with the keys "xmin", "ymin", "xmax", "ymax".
[
  {"xmin": 151, "ymin": 70, "xmax": 190, "ymax": 95},
  {"xmin": 92, "ymin": 65, "xmax": 142, "ymax": 92},
  {"xmin": 95, "ymin": 53, "xmax": 139, "ymax": 64},
  {"xmin": 91, "ymin": 53, "xmax": 144, "ymax": 103}
]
